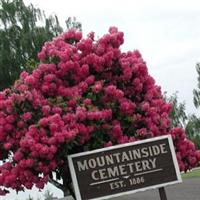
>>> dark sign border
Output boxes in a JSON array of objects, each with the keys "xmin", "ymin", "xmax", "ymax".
[{"xmin": 68, "ymin": 135, "xmax": 182, "ymax": 200}]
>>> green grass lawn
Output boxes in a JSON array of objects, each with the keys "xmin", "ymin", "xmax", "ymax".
[{"xmin": 182, "ymin": 167, "xmax": 200, "ymax": 179}]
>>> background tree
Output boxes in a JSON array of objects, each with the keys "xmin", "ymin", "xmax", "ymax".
[
  {"xmin": 165, "ymin": 91, "xmax": 200, "ymax": 149},
  {"xmin": 193, "ymin": 63, "xmax": 200, "ymax": 108},
  {"xmin": 190, "ymin": 62, "xmax": 200, "ymax": 149},
  {"xmin": 185, "ymin": 115, "xmax": 200, "ymax": 149},
  {"xmin": 0, "ymin": 0, "xmax": 82, "ymax": 90},
  {"xmin": 65, "ymin": 17, "xmax": 82, "ymax": 32},
  {"xmin": 164, "ymin": 92, "xmax": 187, "ymax": 128},
  {"xmin": 25, "ymin": 190, "xmax": 54, "ymax": 200},
  {"xmin": 26, "ymin": 195, "xmax": 34, "ymax": 200},
  {"xmin": 43, "ymin": 189, "xmax": 54, "ymax": 200}
]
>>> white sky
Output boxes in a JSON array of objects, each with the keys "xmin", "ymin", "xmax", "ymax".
[
  {"xmin": 2, "ymin": 0, "xmax": 200, "ymax": 199},
  {"xmin": 22, "ymin": 0, "xmax": 200, "ymax": 116}
]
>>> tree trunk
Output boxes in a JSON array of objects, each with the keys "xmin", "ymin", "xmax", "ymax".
[
  {"xmin": 62, "ymin": 182, "xmax": 75, "ymax": 200},
  {"xmin": 61, "ymin": 162, "xmax": 76, "ymax": 200}
]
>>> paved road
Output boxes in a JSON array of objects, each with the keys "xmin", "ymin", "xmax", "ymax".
[
  {"xmin": 65, "ymin": 178, "xmax": 200, "ymax": 200},
  {"xmin": 113, "ymin": 177, "xmax": 200, "ymax": 200}
]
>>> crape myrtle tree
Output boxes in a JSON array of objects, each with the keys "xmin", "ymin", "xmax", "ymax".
[
  {"xmin": 0, "ymin": 27, "xmax": 200, "ymax": 198},
  {"xmin": 0, "ymin": 0, "xmax": 81, "ymax": 90}
]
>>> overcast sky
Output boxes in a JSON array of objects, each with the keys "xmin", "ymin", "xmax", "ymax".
[{"xmin": 2, "ymin": 0, "xmax": 200, "ymax": 199}]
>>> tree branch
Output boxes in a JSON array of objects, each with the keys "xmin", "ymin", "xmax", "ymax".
[
  {"xmin": 48, "ymin": 177, "xmax": 64, "ymax": 191},
  {"xmin": 49, "ymin": 177, "xmax": 76, "ymax": 199}
]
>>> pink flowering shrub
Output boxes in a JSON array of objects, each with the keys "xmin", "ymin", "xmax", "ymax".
[{"xmin": 0, "ymin": 27, "xmax": 199, "ymax": 196}]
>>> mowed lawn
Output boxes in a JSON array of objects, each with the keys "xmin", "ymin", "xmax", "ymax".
[{"xmin": 182, "ymin": 167, "xmax": 200, "ymax": 179}]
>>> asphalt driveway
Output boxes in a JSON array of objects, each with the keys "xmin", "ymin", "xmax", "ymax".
[{"xmin": 114, "ymin": 177, "xmax": 200, "ymax": 200}]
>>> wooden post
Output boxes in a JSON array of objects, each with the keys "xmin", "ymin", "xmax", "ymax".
[{"xmin": 159, "ymin": 187, "xmax": 167, "ymax": 200}]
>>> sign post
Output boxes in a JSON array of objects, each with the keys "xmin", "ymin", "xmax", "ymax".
[
  {"xmin": 159, "ymin": 187, "xmax": 167, "ymax": 200},
  {"xmin": 68, "ymin": 135, "xmax": 182, "ymax": 200}
]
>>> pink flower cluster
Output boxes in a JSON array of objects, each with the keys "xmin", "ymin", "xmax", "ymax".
[{"xmin": 0, "ymin": 27, "xmax": 199, "ymax": 195}]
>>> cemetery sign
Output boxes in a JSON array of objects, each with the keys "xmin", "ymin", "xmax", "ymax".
[{"xmin": 68, "ymin": 135, "xmax": 182, "ymax": 200}]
